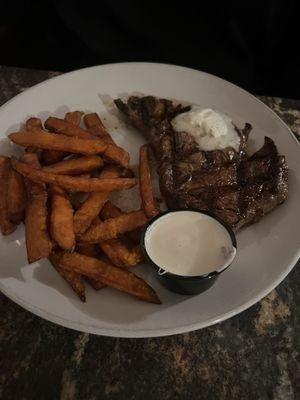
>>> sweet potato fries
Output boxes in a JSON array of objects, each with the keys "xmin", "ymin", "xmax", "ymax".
[{"xmin": 1, "ymin": 110, "xmax": 160, "ymax": 304}]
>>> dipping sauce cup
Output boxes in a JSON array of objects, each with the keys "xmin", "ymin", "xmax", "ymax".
[{"xmin": 141, "ymin": 209, "xmax": 237, "ymax": 295}]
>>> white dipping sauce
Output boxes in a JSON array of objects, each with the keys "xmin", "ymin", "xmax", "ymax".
[
  {"xmin": 145, "ymin": 211, "xmax": 235, "ymax": 276},
  {"xmin": 172, "ymin": 107, "xmax": 240, "ymax": 151}
]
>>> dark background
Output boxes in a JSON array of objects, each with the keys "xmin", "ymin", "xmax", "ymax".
[{"xmin": 0, "ymin": 0, "xmax": 299, "ymax": 98}]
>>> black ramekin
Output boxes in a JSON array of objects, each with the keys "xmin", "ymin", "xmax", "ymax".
[{"xmin": 141, "ymin": 209, "xmax": 237, "ymax": 295}]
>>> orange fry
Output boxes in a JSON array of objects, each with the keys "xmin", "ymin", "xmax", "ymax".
[
  {"xmin": 64, "ymin": 111, "xmax": 83, "ymax": 126},
  {"xmin": 73, "ymin": 165, "xmax": 121, "ymax": 235},
  {"xmin": 25, "ymin": 117, "xmax": 42, "ymax": 131},
  {"xmin": 43, "ymin": 112, "xmax": 82, "ymax": 164},
  {"xmin": 104, "ymin": 144, "xmax": 130, "ymax": 168},
  {"xmin": 80, "ymin": 210, "xmax": 148, "ymax": 243},
  {"xmin": 45, "ymin": 116, "xmax": 130, "ymax": 168},
  {"xmin": 42, "ymin": 150, "xmax": 66, "ymax": 165},
  {"xmin": 49, "ymin": 185, "xmax": 75, "ymax": 251},
  {"xmin": 139, "ymin": 144, "xmax": 159, "ymax": 218},
  {"xmin": 54, "ymin": 251, "xmax": 160, "ymax": 304},
  {"xmin": 21, "ymin": 153, "xmax": 52, "ymax": 263},
  {"xmin": 9, "ymin": 130, "xmax": 108, "ymax": 155},
  {"xmin": 43, "ymin": 155, "xmax": 103, "ymax": 175},
  {"xmin": 84, "ymin": 113, "xmax": 115, "ymax": 144},
  {"xmin": 7, "ymin": 168, "xmax": 26, "ymax": 223},
  {"xmin": 91, "ymin": 216, "xmax": 143, "ymax": 267},
  {"xmin": 45, "ymin": 117, "xmax": 95, "ymax": 139},
  {"xmin": 100, "ymin": 239, "xmax": 143, "ymax": 268},
  {"xmin": 25, "ymin": 117, "xmax": 43, "ymax": 154},
  {"xmin": 49, "ymin": 252, "xmax": 85, "ymax": 302},
  {"xmin": 100, "ymin": 201, "xmax": 143, "ymax": 244},
  {"xmin": 76, "ymin": 243, "xmax": 100, "ymax": 258},
  {"xmin": 86, "ymin": 277, "xmax": 106, "ymax": 291},
  {"xmin": 12, "ymin": 159, "xmax": 136, "ymax": 192},
  {"xmin": 0, "ymin": 156, "xmax": 17, "ymax": 235}
]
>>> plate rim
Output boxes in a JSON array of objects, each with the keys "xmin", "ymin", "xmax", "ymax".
[{"xmin": 0, "ymin": 62, "xmax": 299, "ymax": 338}]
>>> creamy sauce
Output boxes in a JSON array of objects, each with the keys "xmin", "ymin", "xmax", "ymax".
[
  {"xmin": 145, "ymin": 211, "xmax": 235, "ymax": 276},
  {"xmin": 172, "ymin": 107, "xmax": 240, "ymax": 151}
]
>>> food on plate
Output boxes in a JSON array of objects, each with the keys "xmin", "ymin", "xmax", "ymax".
[
  {"xmin": 64, "ymin": 111, "xmax": 84, "ymax": 125},
  {"xmin": 43, "ymin": 111, "xmax": 82, "ymax": 165},
  {"xmin": 144, "ymin": 210, "xmax": 236, "ymax": 276},
  {"xmin": 42, "ymin": 149, "xmax": 66, "ymax": 166},
  {"xmin": 44, "ymin": 116, "xmax": 130, "ymax": 168},
  {"xmin": 86, "ymin": 277, "xmax": 106, "ymax": 291},
  {"xmin": 1, "ymin": 110, "xmax": 159, "ymax": 304},
  {"xmin": 49, "ymin": 185, "xmax": 75, "ymax": 251},
  {"xmin": 9, "ymin": 130, "xmax": 108, "ymax": 155},
  {"xmin": 7, "ymin": 168, "xmax": 26, "ymax": 223},
  {"xmin": 100, "ymin": 201, "xmax": 143, "ymax": 244},
  {"xmin": 100, "ymin": 240, "xmax": 144, "ymax": 268},
  {"xmin": 76, "ymin": 242, "xmax": 100, "ymax": 258},
  {"xmin": 21, "ymin": 153, "xmax": 52, "ymax": 263},
  {"xmin": 90, "ymin": 216, "xmax": 144, "ymax": 267},
  {"xmin": 11, "ymin": 159, "xmax": 136, "ymax": 192},
  {"xmin": 49, "ymin": 252, "xmax": 86, "ymax": 302},
  {"xmin": 172, "ymin": 108, "xmax": 243, "ymax": 152},
  {"xmin": 25, "ymin": 117, "xmax": 43, "ymax": 131},
  {"xmin": 52, "ymin": 251, "xmax": 161, "ymax": 304},
  {"xmin": 139, "ymin": 144, "xmax": 159, "ymax": 218},
  {"xmin": 73, "ymin": 165, "xmax": 122, "ymax": 235},
  {"xmin": 0, "ymin": 156, "xmax": 17, "ymax": 235},
  {"xmin": 45, "ymin": 117, "xmax": 96, "ymax": 139},
  {"xmin": 84, "ymin": 113, "xmax": 115, "ymax": 144},
  {"xmin": 43, "ymin": 155, "xmax": 103, "ymax": 175},
  {"xmin": 80, "ymin": 210, "xmax": 148, "ymax": 243},
  {"xmin": 115, "ymin": 96, "xmax": 288, "ymax": 230}
]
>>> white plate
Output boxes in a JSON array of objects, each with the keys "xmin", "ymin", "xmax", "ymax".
[{"xmin": 0, "ymin": 63, "xmax": 299, "ymax": 338}]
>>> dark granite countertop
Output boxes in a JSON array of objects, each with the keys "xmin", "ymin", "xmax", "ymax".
[{"xmin": 0, "ymin": 65, "xmax": 299, "ymax": 400}]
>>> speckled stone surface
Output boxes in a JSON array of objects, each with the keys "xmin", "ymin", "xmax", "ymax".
[{"xmin": 0, "ymin": 66, "xmax": 299, "ymax": 400}]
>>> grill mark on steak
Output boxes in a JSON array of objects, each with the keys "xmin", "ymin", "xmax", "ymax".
[{"xmin": 115, "ymin": 96, "xmax": 288, "ymax": 230}]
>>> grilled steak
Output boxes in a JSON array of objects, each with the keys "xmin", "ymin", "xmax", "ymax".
[{"xmin": 115, "ymin": 96, "xmax": 288, "ymax": 230}]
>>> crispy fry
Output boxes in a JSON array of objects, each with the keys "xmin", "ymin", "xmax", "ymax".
[
  {"xmin": 100, "ymin": 239, "xmax": 143, "ymax": 267},
  {"xmin": 25, "ymin": 118, "xmax": 43, "ymax": 154},
  {"xmin": 54, "ymin": 251, "xmax": 160, "ymax": 304},
  {"xmin": 64, "ymin": 111, "xmax": 83, "ymax": 126},
  {"xmin": 104, "ymin": 144, "xmax": 130, "ymax": 168},
  {"xmin": 80, "ymin": 210, "xmax": 148, "ymax": 243},
  {"xmin": 73, "ymin": 165, "xmax": 121, "ymax": 235},
  {"xmin": 43, "ymin": 155, "xmax": 103, "ymax": 175},
  {"xmin": 12, "ymin": 159, "xmax": 136, "ymax": 192},
  {"xmin": 139, "ymin": 144, "xmax": 159, "ymax": 218},
  {"xmin": 45, "ymin": 116, "xmax": 130, "ymax": 167},
  {"xmin": 100, "ymin": 201, "xmax": 143, "ymax": 244},
  {"xmin": 131, "ymin": 245, "xmax": 144, "ymax": 263},
  {"xmin": 0, "ymin": 156, "xmax": 17, "ymax": 235},
  {"xmin": 49, "ymin": 185, "xmax": 75, "ymax": 251},
  {"xmin": 26, "ymin": 117, "xmax": 43, "ymax": 131},
  {"xmin": 86, "ymin": 277, "xmax": 106, "ymax": 291},
  {"xmin": 49, "ymin": 252, "xmax": 85, "ymax": 302},
  {"xmin": 76, "ymin": 243, "xmax": 100, "ymax": 258},
  {"xmin": 100, "ymin": 201, "xmax": 123, "ymax": 219},
  {"xmin": 7, "ymin": 168, "xmax": 26, "ymax": 223},
  {"xmin": 84, "ymin": 113, "xmax": 115, "ymax": 144},
  {"xmin": 91, "ymin": 216, "xmax": 143, "ymax": 267},
  {"xmin": 42, "ymin": 150, "xmax": 66, "ymax": 165},
  {"xmin": 21, "ymin": 153, "xmax": 52, "ymax": 263},
  {"xmin": 76, "ymin": 235, "xmax": 106, "ymax": 290},
  {"xmin": 83, "ymin": 113, "xmax": 105, "ymax": 129},
  {"xmin": 45, "ymin": 117, "xmax": 96, "ymax": 139},
  {"xmin": 43, "ymin": 112, "xmax": 82, "ymax": 164},
  {"xmin": 9, "ymin": 130, "xmax": 108, "ymax": 155}
]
